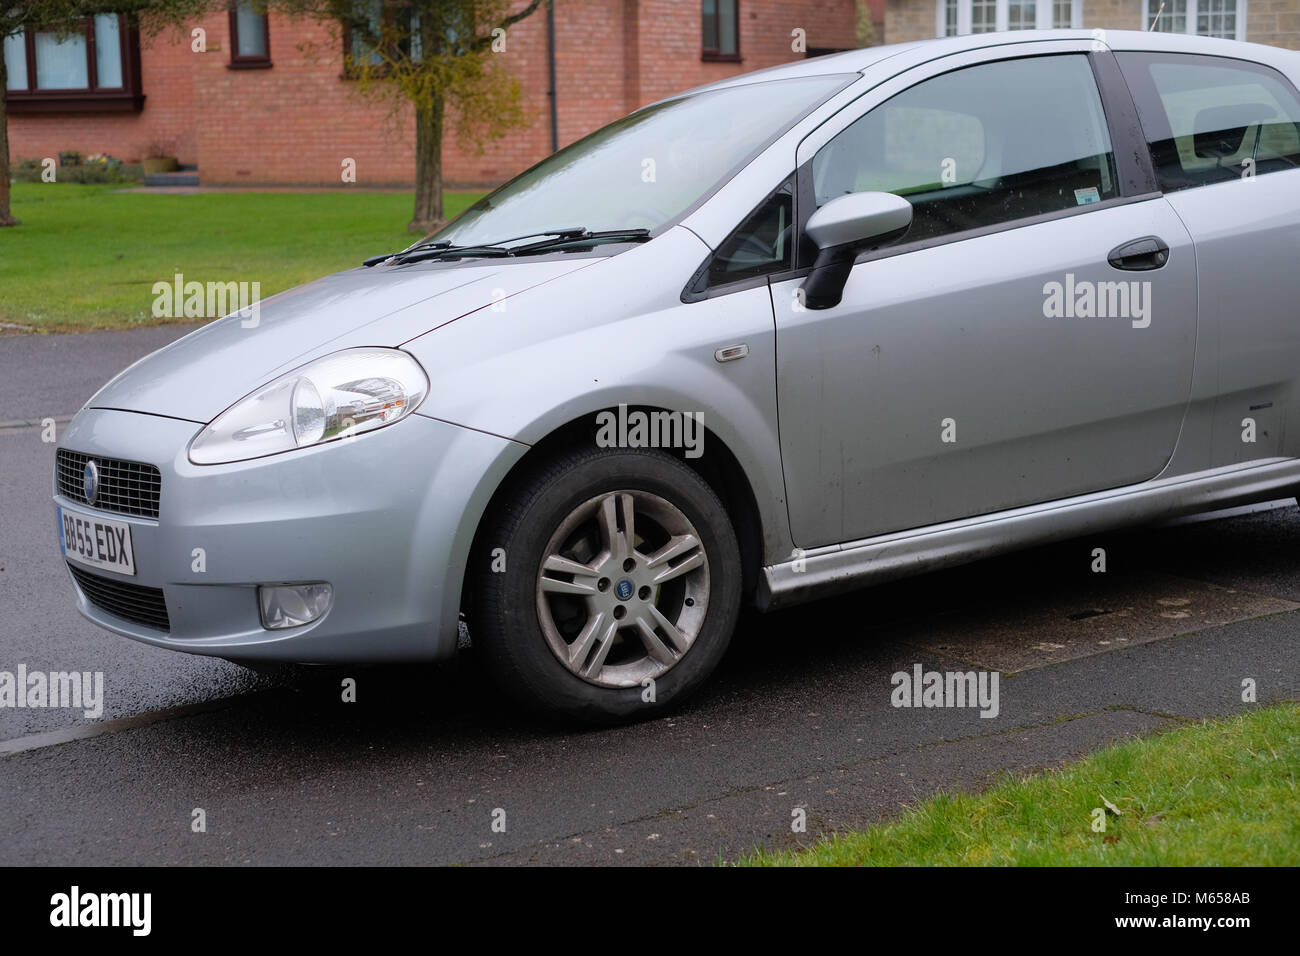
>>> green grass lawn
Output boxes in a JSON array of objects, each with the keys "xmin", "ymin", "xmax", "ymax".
[
  {"xmin": 0, "ymin": 184, "xmax": 483, "ymax": 331},
  {"xmin": 739, "ymin": 703, "xmax": 1300, "ymax": 866}
]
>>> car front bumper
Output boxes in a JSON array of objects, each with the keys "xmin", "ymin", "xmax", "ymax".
[{"xmin": 54, "ymin": 407, "xmax": 526, "ymax": 662}]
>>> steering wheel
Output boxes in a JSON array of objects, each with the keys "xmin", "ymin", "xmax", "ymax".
[{"xmin": 728, "ymin": 232, "xmax": 778, "ymax": 264}]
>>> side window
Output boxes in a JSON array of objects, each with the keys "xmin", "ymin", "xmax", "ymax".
[
  {"xmin": 1117, "ymin": 53, "xmax": 1300, "ymax": 192},
  {"xmin": 810, "ymin": 55, "xmax": 1119, "ymax": 245},
  {"xmin": 707, "ymin": 179, "xmax": 794, "ymax": 287}
]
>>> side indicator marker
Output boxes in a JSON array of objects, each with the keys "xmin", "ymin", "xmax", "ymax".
[{"xmin": 715, "ymin": 344, "xmax": 749, "ymax": 364}]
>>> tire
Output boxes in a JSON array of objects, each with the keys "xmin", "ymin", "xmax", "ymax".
[{"xmin": 472, "ymin": 445, "xmax": 743, "ymax": 723}]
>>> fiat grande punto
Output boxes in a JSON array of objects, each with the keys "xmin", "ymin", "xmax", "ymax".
[{"xmin": 56, "ymin": 30, "xmax": 1300, "ymax": 720}]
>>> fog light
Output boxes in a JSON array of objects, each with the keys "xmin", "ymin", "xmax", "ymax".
[{"xmin": 258, "ymin": 583, "xmax": 332, "ymax": 629}]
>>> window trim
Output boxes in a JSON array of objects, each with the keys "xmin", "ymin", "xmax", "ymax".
[
  {"xmin": 702, "ymin": 0, "xmax": 741, "ymax": 62},
  {"xmin": 936, "ymin": 0, "xmax": 1082, "ymax": 36},
  {"xmin": 228, "ymin": 3, "xmax": 272, "ymax": 70},
  {"xmin": 1139, "ymin": 0, "xmax": 1248, "ymax": 41},
  {"xmin": 4, "ymin": 14, "xmax": 143, "ymax": 113},
  {"xmin": 842, "ymin": 191, "xmax": 1162, "ymax": 269}
]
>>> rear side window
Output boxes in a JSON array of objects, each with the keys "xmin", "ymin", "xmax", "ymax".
[
  {"xmin": 810, "ymin": 55, "xmax": 1119, "ymax": 245},
  {"xmin": 1118, "ymin": 52, "xmax": 1300, "ymax": 191}
]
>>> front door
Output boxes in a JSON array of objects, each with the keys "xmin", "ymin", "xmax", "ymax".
[{"xmin": 773, "ymin": 49, "xmax": 1199, "ymax": 548}]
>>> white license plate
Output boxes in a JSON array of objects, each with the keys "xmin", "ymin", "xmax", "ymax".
[{"xmin": 59, "ymin": 506, "xmax": 136, "ymax": 576}]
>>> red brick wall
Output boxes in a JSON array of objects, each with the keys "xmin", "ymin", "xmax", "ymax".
[
  {"xmin": 631, "ymin": 0, "xmax": 860, "ymax": 106},
  {"xmin": 8, "ymin": 0, "xmax": 858, "ymax": 187}
]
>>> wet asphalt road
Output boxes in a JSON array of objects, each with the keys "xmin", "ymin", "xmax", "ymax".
[{"xmin": 0, "ymin": 325, "xmax": 1298, "ymax": 865}]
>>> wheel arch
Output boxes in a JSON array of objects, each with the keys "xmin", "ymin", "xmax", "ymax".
[{"xmin": 459, "ymin": 406, "xmax": 767, "ymax": 638}]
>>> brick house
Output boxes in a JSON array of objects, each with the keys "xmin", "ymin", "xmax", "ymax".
[
  {"xmin": 5, "ymin": 1, "xmax": 869, "ymax": 188},
  {"xmin": 887, "ymin": 0, "xmax": 1300, "ymax": 48}
]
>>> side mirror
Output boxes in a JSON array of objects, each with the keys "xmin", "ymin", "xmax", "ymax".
[{"xmin": 800, "ymin": 192, "xmax": 912, "ymax": 310}]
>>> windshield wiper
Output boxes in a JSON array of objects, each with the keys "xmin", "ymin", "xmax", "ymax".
[
  {"xmin": 363, "ymin": 226, "xmax": 651, "ymax": 267},
  {"xmin": 508, "ymin": 228, "xmax": 652, "ymax": 254},
  {"xmin": 364, "ymin": 242, "xmax": 507, "ymax": 267},
  {"xmin": 364, "ymin": 228, "xmax": 585, "ymax": 267},
  {"xmin": 363, "ymin": 240, "xmax": 451, "ymax": 267},
  {"xmin": 393, "ymin": 243, "xmax": 512, "ymax": 265}
]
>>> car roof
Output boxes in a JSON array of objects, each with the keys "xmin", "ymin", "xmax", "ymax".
[{"xmin": 676, "ymin": 29, "xmax": 1295, "ymax": 96}]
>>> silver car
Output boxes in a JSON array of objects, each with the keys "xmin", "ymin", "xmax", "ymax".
[{"xmin": 55, "ymin": 29, "xmax": 1300, "ymax": 721}]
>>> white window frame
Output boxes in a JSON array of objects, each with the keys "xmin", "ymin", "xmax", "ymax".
[
  {"xmin": 1139, "ymin": 0, "xmax": 1247, "ymax": 41},
  {"xmin": 936, "ymin": 0, "xmax": 1082, "ymax": 37}
]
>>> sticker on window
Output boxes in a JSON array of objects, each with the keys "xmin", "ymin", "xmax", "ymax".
[{"xmin": 1074, "ymin": 186, "xmax": 1101, "ymax": 205}]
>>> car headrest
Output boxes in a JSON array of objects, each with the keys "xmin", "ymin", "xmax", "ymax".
[{"xmin": 1192, "ymin": 103, "xmax": 1277, "ymax": 158}]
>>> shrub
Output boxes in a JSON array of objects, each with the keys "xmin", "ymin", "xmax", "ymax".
[{"xmin": 11, "ymin": 157, "xmax": 144, "ymax": 185}]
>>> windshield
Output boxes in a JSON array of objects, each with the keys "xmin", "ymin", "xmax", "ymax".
[{"xmin": 431, "ymin": 74, "xmax": 851, "ymax": 247}]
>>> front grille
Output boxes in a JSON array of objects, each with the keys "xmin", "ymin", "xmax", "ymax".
[
  {"xmin": 57, "ymin": 449, "xmax": 161, "ymax": 519},
  {"xmin": 67, "ymin": 563, "xmax": 171, "ymax": 632}
]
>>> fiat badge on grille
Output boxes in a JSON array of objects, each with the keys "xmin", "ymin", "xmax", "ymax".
[{"xmin": 83, "ymin": 459, "xmax": 99, "ymax": 505}]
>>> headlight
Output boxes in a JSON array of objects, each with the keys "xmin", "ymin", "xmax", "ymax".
[{"xmin": 189, "ymin": 348, "xmax": 429, "ymax": 465}]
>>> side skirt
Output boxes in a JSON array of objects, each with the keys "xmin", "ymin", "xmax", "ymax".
[{"xmin": 758, "ymin": 458, "xmax": 1300, "ymax": 610}]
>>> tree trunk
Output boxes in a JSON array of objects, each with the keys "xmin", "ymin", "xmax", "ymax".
[
  {"xmin": 409, "ymin": 97, "xmax": 445, "ymax": 236},
  {"xmin": 0, "ymin": 53, "xmax": 19, "ymax": 228}
]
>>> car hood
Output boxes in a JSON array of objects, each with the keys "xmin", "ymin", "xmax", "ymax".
[{"xmin": 86, "ymin": 257, "xmax": 599, "ymax": 423}]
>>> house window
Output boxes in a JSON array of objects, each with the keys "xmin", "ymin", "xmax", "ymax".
[
  {"xmin": 4, "ymin": 32, "xmax": 27, "ymax": 90},
  {"xmin": 34, "ymin": 30, "xmax": 89, "ymax": 88},
  {"xmin": 1007, "ymin": 0, "xmax": 1035, "ymax": 29},
  {"xmin": 1149, "ymin": 0, "xmax": 1188, "ymax": 31},
  {"xmin": 1198, "ymin": 0, "xmax": 1238, "ymax": 36},
  {"xmin": 703, "ymin": 0, "xmax": 739, "ymax": 60},
  {"xmin": 342, "ymin": 2, "xmax": 423, "ymax": 75},
  {"xmin": 938, "ymin": 0, "xmax": 1081, "ymax": 35},
  {"xmin": 229, "ymin": 2, "xmax": 271, "ymax": 68},
  {"xmin": 3, "ymin": 14, "xmax": 143, "ymax": 112},
  {"xmin": 95, "ymin": 14, "xmax": 122, "ymax": 86},
  {"xmin": 1143, "ymin": 0, "xmax": 1246, "ymax": 39}
]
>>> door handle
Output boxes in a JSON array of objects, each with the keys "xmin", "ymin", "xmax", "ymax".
[{"xmin": 1108, "ymin": 236, "xmax": 1170, "ymax": 271}]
